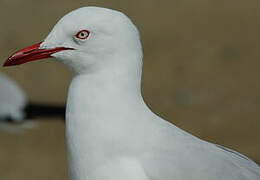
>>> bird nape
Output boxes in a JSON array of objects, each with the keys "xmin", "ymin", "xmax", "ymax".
[{"xmin": 3, "ymin": 6, "xmax": 260, "ymax": 180}]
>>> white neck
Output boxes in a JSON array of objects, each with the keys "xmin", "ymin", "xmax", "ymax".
[{"xmin": 65, "ymin": 55, "xmax": 148, "ymax": 179}]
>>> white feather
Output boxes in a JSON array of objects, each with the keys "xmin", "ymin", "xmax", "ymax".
[{"xmin": 32, "ymin": 6, "xmax": 260, "ymax": 180}]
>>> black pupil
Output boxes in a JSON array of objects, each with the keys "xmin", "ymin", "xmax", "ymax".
[{"xmin": 81, "ymin": 32, "xmax": 85, "ymax": 37}]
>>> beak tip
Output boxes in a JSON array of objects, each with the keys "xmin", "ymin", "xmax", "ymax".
[
  {"xmin": 3, "ymin": 57, "xmax": 14, "ymax": 67},
  {"xmin": 3, "ymin": 61, "xmax": 9, "ymax": 67}
]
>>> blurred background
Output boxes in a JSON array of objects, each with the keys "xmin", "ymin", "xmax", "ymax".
[{"xmin": 0, "ymin": 0, "xmax": 260, "ymax": 179}]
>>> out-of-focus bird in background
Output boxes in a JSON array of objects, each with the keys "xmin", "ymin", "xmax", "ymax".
[
  {"xmin": 0, "ymin": 72, "xmax": 27, "ymax": 122},
  {"xmin": 0, "ymin": 72, "xmax": 65, "ymax": 131}
]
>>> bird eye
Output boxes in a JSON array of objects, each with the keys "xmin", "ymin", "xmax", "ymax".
[{"xmin": 75, "ymin": 30, "xmax": 90, "ymax": 40}]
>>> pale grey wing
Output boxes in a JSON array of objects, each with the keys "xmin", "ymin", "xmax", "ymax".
[
  {"xmin": 214, "ymin": 144, "xmax": 260, "ymax": 177},
  {"xmin": 138, "ymin": 126, "xmax": 260, "ymax": 179},
  {"xmin": 141, "ymin": 141, "xmax": 260, "ymax": 180},
  {"xmin": 215, "ymin": 144, "xmax": 253, "ymax": 161},
  {"xmin": 138, "ymin": 116, "xmax": 260, "ymax": 180}
]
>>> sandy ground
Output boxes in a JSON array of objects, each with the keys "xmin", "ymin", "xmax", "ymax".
[
  {"xmin": 0, "ymin": 0, "xmax": 260, "ymax": 179},
  {"xmin": 0, "ymin": 120, "xmax": 67, "ymax": 180}
]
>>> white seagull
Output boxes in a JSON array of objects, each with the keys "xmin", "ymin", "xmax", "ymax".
[
  {"xmin": 0, "ymin": 72, "xmax": 65, "ymax": 125},
  {"xmin": 0, "ymin": 72, "xmax": 26, "ymax": 122},
  {"xmin": 0, "ymin": 72, "xmax": 65, "ymax": 132},
  {"xmin": 3, "ymin": 7, "xmax": 260, "ymax": 180}
]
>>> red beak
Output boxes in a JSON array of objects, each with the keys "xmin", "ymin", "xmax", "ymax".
[{"xmin": 3, "ymin": 42, "xmax": 74, "ymax": 67}]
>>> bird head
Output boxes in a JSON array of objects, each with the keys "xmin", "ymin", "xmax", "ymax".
[{"xmin": 4, "ymin": 7, "xmax": 142, "ymax": 74}]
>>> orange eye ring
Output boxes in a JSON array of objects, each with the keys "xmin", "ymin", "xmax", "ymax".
[{"xmin": 75, "ymin": 30, "xmax": 90, "ymax": 40}]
